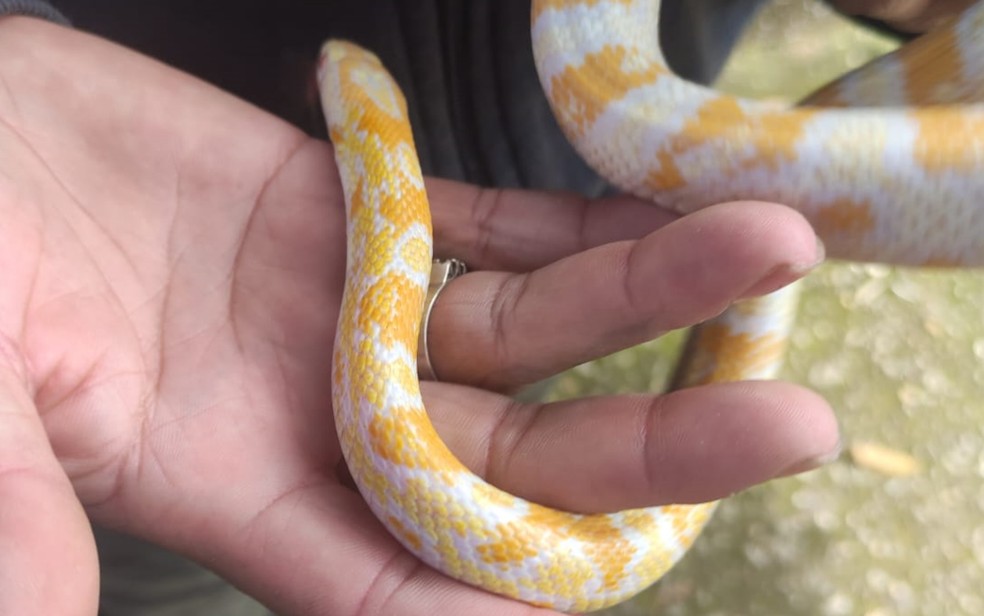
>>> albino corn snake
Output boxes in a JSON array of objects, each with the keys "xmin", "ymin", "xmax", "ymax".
[{"xmin": 318, "ymin": 0, "xmax": 984, "ymax": 611}]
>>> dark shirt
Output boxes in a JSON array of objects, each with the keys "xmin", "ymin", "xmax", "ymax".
[{"xmin": 2, "ymin": 0, "xmax": 767, "ymax": 193}]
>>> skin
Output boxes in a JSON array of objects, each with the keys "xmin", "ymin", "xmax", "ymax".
[
  {"xmin": 0, "ymin": 16, "xmax": 839, "ymax": 616},
  {"xmin": 828, "ymin": 0, "xmax": 976, "ymax": 32}
]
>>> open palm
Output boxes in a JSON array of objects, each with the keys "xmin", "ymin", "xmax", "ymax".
[{"xmin": 0, "ymin": 18, "xmax": 836, "ymax": 616}]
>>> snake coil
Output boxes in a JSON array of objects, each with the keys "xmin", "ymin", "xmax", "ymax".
[{"xmin": 319, "ymin": 1, "xmax": 984, "ymax": 611}]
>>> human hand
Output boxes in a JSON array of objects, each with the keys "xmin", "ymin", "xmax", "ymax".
[
  {"xmin": 0, "ymin": 17, "xmax": 837, "ymax": 616},
  {"xmin": 828, "ymin": 0, "xmax": 975, "ymax": 32}
]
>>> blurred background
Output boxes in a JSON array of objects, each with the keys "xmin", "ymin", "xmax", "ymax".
[{"xmin": 544, "ymin": 1, "xmax": 984, "ymax": 614}]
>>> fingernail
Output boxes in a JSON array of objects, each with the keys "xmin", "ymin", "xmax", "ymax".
[
  {"xmin": 805, "ymin": 236, "xmax": 827, "ymax": 272},
  {"xmin": 742, "ymin": 236, "xmax": 826, "ymax": 298},
  {"xmin": 776, "ymin": 437, "xmax": 843, "ymax": 478},
  {"xmin": 786, "ymin": 235, "xmax": 827, "ymax": 277}
]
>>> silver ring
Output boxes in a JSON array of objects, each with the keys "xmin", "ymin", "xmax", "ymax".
[{"xmin": 418, "ymin": 258, "xmax": 468, "ymax": 381}]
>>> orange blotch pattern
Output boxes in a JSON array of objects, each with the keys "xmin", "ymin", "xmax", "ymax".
[
  {"xmin": 897, "ymin": 22, "xmax": 974, "ymax": 104},
  {"xmin": 574, "ymin": 517, "xmax": 637, "ymax": 591},
  {"xmin": 388, "ymin": 515, "xmax": 423, "ymax": 551},
  {"xmin": 531, "ymin": 0, "xmax": 632, "ymax": 21},
  {"xmin": 815, "ymin": 198, "xmax": 876, "ymax": 237},
  {"xmin": 647, "ymin": 96, "xmax": 815, "ymax": 192},
  {"xmin": 357, "ymin": 273, "xmax": 425, "ymax": 350},
  {"xmin": 368, "ymin": 406, "xmax": 461, "ymax": 472},
  {"xmin": 913, "ymin": 110, "xmax": 984, "ymax": 172},
  {"xmin": 644, "ymin": 149, "xmax": 687, "ymax": 191},
  {"xmin": 687, "ymin": 324, "xmax": 786, "ymax": 384},
  {"xmin": 687, "ymin": 97, "xmax": 812, "ymax": 164},
  {"xmin": 550, "ymin": 45, "xmax": 665, "ymax": 136},
  {"xmin": 921, "ymin": 256, "xmax": 963, "ymax": 267},
  {"xmin": 472, "ymin": 481, "xmax": 522, "ymax": 510},
  {"xmin": 660, "ymin": 505, "xmax": 711, "ymax": 550}
]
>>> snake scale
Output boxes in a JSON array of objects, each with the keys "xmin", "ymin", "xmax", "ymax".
[{"xmin": 319, "ymin": 0, "xmax": 984, "ymax": 611}]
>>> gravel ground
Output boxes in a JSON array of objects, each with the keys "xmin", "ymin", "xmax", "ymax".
[{"xmin": 547, "ymin": 2, "xmax": 984, "ymax": 614}]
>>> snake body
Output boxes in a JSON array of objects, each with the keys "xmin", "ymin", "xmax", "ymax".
[{"xmin": 319, "ymin": 1, "xmax": 984, "ymax": 612}]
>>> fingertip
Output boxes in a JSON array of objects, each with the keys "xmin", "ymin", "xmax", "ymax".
[
  {"xmin": 653, "ymin": 381, "xmax": 840, "ymax": 502},
  {"xmin": 761, "ymin": 382, "xmax": 842, "ymax": 477},
  {"xmin": 722, "ymin": 202, "xmax": 825, "ymax": 298},
  {"xmin": 627, "ymin": 201, "xmax": 822, "ymax": 331},
  {"xmin": 710, "ymin": 201, "xmax": 823, "ymax": 273}
]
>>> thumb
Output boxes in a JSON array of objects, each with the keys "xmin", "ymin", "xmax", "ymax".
[{"xmin": 0, "ymin": 339, "xmax": 99, "ymax": 615}]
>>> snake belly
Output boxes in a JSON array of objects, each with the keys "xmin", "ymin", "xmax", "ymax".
[{"xmin": 319, "ymin": 0, "xmax": 984, "ymax": 612}]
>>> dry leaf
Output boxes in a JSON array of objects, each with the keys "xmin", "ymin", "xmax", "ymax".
[{"xmin": 850, "ymin": 441, "xmax": 922, "ymax": 477}]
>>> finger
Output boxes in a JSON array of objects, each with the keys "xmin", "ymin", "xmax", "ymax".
[
  {"xmin": 427, "ymin": 201, "xmax": 822, "ymax": 390},
  {"xmin": 428, "ymin": 177, "xmax": 679, "ymax": 271},
  {"xmin": 201, "ymin": 385, "xmax": 833, "ymax": 616},
  {"xmin": 425, "ymin": 379, "xmax": 840, "ymax": 513},
  {"xmin": 828, "ymin": 0, "xmax": 974, "ymax": 31},
  {"xmin": 0, "ymin": 338, "xmax": 98, "ymax": 616}
]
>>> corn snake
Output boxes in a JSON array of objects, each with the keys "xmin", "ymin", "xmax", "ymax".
[{"xmin": 318, "ymin": 0, "xmax": 984, "ymax": 611}]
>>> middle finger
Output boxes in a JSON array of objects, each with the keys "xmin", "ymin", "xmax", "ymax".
[{"xmin": 425, "ymin": 200, "xmax": 823, "ymax": 390}]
